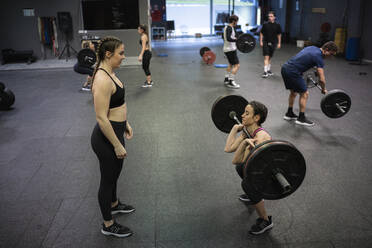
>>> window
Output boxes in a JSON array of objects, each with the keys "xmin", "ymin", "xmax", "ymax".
[{"xmin": 82, "ymin": 0, "xmax": 139, "ymax": 30}]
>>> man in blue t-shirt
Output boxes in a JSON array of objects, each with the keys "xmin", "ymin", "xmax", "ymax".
[{"xmin": 281, "ymin": 41, "xmax": 338, "ymax": 126}]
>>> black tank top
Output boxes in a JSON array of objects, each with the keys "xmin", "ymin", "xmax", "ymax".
[{"xmin": 98, "ymin": 68, "xmax": 125, "ymax": 108}]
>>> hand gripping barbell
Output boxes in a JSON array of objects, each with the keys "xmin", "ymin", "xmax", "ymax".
[
  {"xmin": 305, "ymin": 68, "xmax": 351, "ymax": 118},
  {"xmin": 211, "ymin": 95, "xmax": 306, "ymax": 200}
]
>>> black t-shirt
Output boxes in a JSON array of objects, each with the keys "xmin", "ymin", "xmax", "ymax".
[{"xmin": 260, "ymin": 22, "xmax": 282, "ymax": 43}]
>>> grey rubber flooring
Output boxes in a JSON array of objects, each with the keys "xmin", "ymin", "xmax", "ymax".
[{"xmin": 0, "ymin": 37, "xmax": 372, "ymax": 248}]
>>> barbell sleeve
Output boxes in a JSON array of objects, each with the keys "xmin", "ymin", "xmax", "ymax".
[
  {"xmin": 229, "ymin": 111, "xmax": 252, "ymax": 139},
  {"xmin": 273, "ymin": 170, "xmax": 292, "ymax": 194}
]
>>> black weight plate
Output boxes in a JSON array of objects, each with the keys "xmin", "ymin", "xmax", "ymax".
[
  {"xmin": 200, "ymin": 47, "xmax": 211, "ymax": 57},
  {"xmin": 0, "ymin": 88, "xmax": 15, "ymax": 109},
  {"xmin": 321, "ymin": 89, "xmax": 351, "ymax": 118},
  {"xmin": 0, "ymin": 82, "xmax": 5, "ymax": 91},
  {"xmin": 211, "ymin": 95, "xmax": 248, "ymax": 133},
  {"xmin": 243, "ymin": 140, "xmax": 306, "ymax": 200},
  {"xmin": 77, "ymin": 49, "xmax": 97, "ymax": 67},
  {"xmin": 236, "ymin": 34, "xmax": 256, "ymax": 53}
]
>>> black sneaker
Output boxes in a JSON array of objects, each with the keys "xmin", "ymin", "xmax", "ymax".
[
  {"xmin": 267, "ymin": 70, "xmax": 273, "ymax": 76},
  {"xmin": 101, "ymin": 221, "xmax": 133, "ymax": 238},
  {"xmin": 295, "ymin": 116, "xmax": 315, "ymax": 127},
  {"xmin": 81, "ymin": 85, "xmax": 91, "ymax": 91},
  {"xmin": 261, "ymin": 72, "xmax": 269, "ymax": 78},
  {"xmin": 283, "ymin": 112, "xmax": 298, "ymax": 121},
  {"xmin": 226, "ymin": 80, "xmax": 240, "ymax": 89},
  {"xmin": 111, "ymin": 200, "xmax": 135, "ymax": 215},
  {"xmin": 224, "ymin": 77, "xmax": 229, "ymax": 85},
  {"xmin": 141, "ymin": 81, "xmax": 153, "ymax": 88},
  {"xmin": 239, "ymin": 194, "xmax": 253, "ymax": 203},
  {"xmin": 249, "ymin": 216, "xmax": 273, "ymax": 235}
]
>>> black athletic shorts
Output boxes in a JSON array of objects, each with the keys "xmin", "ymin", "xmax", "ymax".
[
  {"xmin": 224, "ymin": 50, "xmax": 239, "ymax": 65},
  {"xmin": 281, "ymin": 64, "xmax": 307, "ymax": 93},
  {"xmin": 262, "ymin": 41, "xmax": 276, "ymax": 57}
]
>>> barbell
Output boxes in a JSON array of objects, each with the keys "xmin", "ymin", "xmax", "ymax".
[
  {"xmin": 77, "ymin": 49, "xmax": 96, "ymax": 67},
  {"xmin": 0, "ymin": 82, "xmax": 15, "ymax": 110},
  {"xmin": 199, "ymin": 33, "xmax": 256, "ymax": 64},
  {"xmin": 211, "ymin": 95, "xmax": 306, "ymax": 200},
  {"xmin": 305, "ymin": 68, "xmax": 351, "ymax": 118}
]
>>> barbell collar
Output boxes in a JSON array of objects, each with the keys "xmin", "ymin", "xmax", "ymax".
[{"xmin": 273, "ymin": 170, "xmax": 292, "ymax": 194}]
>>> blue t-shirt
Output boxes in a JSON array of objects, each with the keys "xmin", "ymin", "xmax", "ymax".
[{"xmin": 285, "ymin": 46, "xmax": 324, "ymax": 73}]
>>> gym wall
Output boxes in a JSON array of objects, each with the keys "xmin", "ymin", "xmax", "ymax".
[
  {"xmin": 268, "ymin": 0, "xmax": 372, "ymax": 60},
  {"xmin": 0, "ymin": 0, "xmax": 150, "ymax": 60}
]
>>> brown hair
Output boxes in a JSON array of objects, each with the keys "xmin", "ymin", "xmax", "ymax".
[
  {"xmin": 321, "ymin": 41, "xmax": 338, "ymax": 53},
  {"xmin": 138, "ymin": 24, "xmax": 149, "ymax": 37},
  {"xmin": 81, "ymin": 40, "xmax": 92, "ymax": 49},
  {"xmin": 91, "ymin": 36, "xmax": 123, "ymax": 83},
  {"xmin": 228, "ymin": 15, "xmax": 239, "ymax": 23},
  {"xmin": 249, "ymin": 101, "xmax": 268, "ymax": 126}
]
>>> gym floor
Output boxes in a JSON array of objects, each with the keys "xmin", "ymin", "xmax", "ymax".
[{"xmin": 0, "ymin": 37, "xmax": 371, "ymax": 248}]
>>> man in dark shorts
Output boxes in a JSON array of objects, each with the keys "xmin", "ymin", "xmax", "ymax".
[
  {"xmin": 260, "ymin": 11, "xmax": 282, "ymax": 78},
  {"xmin": 223, "ymin": 15, "xmax": 240, "ymax": 89},
  {"xmin": 282, "ymin": 41, "xmax": 338, "ymax": 126},
  {"xmin": 224, "ymin": 101, "xmax": 273, "ymax": 235}
]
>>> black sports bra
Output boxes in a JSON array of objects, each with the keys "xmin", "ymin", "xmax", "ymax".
[
  {"xmin": 98, "ymin": 68, "xmax": 125, "ymax": 108},
  {"xmin": 139, "ymin": 35, "xmax": 149, "ymax": 46}
]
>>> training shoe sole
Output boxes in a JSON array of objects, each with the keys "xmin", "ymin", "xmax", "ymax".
[
  {"xmin": 226, "ymin": 85, "xmax": 240, "ymax": 89},
  {"xmin": 295, "ymin": 120, "xmax": 315, "ymax": 126},
  {"xmin": 283, "ymin": 116, "xmax": 298, "ymax": 121},
  {"xmin": 101, "ymin": 229, "xmax": 133, "ymax": 238},
  {"xmin": 249, "ymin": 223, "xmax": 274, "ymax": 235},
  {"xmin": 112, "ymin": 209, "xmax": 135, "ymax": 215}
]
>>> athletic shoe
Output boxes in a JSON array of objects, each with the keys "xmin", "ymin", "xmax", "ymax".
[
  {"xmin": 261, "ymin": 72, "xmax": 269, "ymax": 78},
  {"xmin": 224, "ymin": 77, "xmax": 229, "ymax": 85},
  {"xmin": 226, "ymin": 80, "xmax": 240, "ymax": 89},
  {"xmin": 249, "ymin": 216, "xmax": 273, "ymax": 235},
  {"xmin": 141, "ymin": 81, "xmax": 153, "ymax": 88},
  {"xmin": 111, "ymin": 200, "xmax": 135, "ymax": 215},
  {"xmin": 283, "ymin": 112, "xmax": 298, "ymax": 121},
  {"xmin": 101, "ymin": 222, "xmax": 133, "ymax": 238},
  {"xmin": 81, "ymin": 85, "xmax": 91, "ymax": 91},
  {"xmin": 295, "ymin": 117, "xmax": 315, "ymax": 127},
  {"xmin": 239, "ymin": 194, "xmax": 253, "ymax": 203},
  {"xmin": 267, "ymin": 70, "xmax": 273, "ymax": 76}
]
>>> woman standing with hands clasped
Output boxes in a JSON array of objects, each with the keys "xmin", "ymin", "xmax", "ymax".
[{"xmin": 91, "ymin": 36, "xmax": 135, "ymax": 238}]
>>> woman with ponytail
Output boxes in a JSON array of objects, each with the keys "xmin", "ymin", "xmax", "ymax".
[
  {"xmin": 137, "ymin": 24, "xmax": 153, "ymax": 87},
  {"xmin": 90, "ymin": 36, "xmax": 135, "ymax": 238}
]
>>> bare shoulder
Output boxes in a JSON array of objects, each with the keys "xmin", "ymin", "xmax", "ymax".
[
  {"xmin": 93, "ymin": 71, "xmax": 112, "ymax": 92},
  {"xmin": 255, "ymin": 130, "xmax": 272, "ymax": 144}
]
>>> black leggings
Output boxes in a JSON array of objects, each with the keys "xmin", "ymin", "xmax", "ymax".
[
  {"xmin": 142, "ymin": 50, "xmax": 152, "ymax": 76},
  {"xmin": 73, "ymin": 63, "xmax": 94, "ymax": 76},
  {"xmin": 236, "ymin": 163, "xmax": 263, "ymax": 205},
  {"xmin": 91, "ymin": 121, "xmax": 126, "ymax": 221}
]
